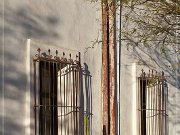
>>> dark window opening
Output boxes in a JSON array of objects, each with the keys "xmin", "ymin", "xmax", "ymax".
[
  {"xmin": 33, "ymin": 49, "xmax": 81, "ymax": 135},
  {"xmin": 140, "ymin": 79, "xmax": 148, "ymax": 135},
  {"xmin": 39, "ymin": 61, "xmax": 58, "ymax": 135},
  {"xmin": 138, "ymin": 70, "xmax": 168, "ymax": 135}
]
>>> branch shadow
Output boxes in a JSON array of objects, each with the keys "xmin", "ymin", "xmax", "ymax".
[
  {"xmin": 0, "ymin": 3, "xmax": 61, "ymax": 135},
  {"xmin": 79, "ymin": 63, "xmax": 92, "ymax": 135},
  {"xmin": 123, "ymin": 37, "xmax": 180, "ymax": 134}
]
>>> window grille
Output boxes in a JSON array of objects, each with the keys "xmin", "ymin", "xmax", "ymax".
[
  {"xmin": 33, "ymin": 48, "xmax": 81, "ymax": 135},
  {"xmin": 138, "ymin": 69, "xmax": 168, "ymax": 135}
]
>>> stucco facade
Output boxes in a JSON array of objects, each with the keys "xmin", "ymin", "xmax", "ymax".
[
  {"xmin": 0, "ymin": 1, "xmax": 102, "ymax": 135},
  {"xmin": 0, "ymin": 0, "xmax": 179, "ymax": 135},
  {"xmin": 119, "ymin": 42, "xmax": 180, "ymax": 135}
]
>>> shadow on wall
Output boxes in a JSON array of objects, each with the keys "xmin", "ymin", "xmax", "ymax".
[
  {"xmin": 125, "ymin": 38, "xmax": 179, "ymax": 89},
  {"xmin": 0, "ymin": 3, "xmax": 61, "ymax": 135},
  {"xmin": 80, "ymin": 63, "xmax": 92, "ymax": 135},
  {"xmin": 124, "ymin": 38, "xmax": 180, "ymax": 134},
  {"xmin": 3, "ymin": 6, "xmax": 60, "ymax": 40}
]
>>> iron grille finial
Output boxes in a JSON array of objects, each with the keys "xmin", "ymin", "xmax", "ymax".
[
  {"xmin": 37, "ymin": 48, "xmax": 41, "ymax": 55},
  {"xmin": 56, "ymin": 50, "xmax": 58, "ymax": 56},
  {"xmin": 34, "ymin": 48, "xmax": 79, "ymax": 65},
  {"xmin": 48, "ymin": 49, "xmax": 51, "ymax": 55},
  {"xmin": 143, "ymin": 72, "xmax": 146, "ymax": 77},
  {"xmin": 162, "ymin": 71, "xmax": 164, "ymax": 76}
]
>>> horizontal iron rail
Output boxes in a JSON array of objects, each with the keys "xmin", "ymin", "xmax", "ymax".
[
  {"xmin": 138, "ymin": 109, "xmax": 166, "ymax": 111},
  {"xmin": 33, "ymin": 58, "xmax": 80, "ymax": 65},
  {"xmin": 34, "ymin": 105, "xmax": 81, "ymax": 108}
]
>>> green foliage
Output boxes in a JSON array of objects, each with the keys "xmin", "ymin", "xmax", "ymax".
[
  {"xmin": 122, "ymin": 0, "xmax": 180, "ymax": 54},
  {"xmin": 90, "ymin": 0, "xmax": 179, "ymax": 56}
]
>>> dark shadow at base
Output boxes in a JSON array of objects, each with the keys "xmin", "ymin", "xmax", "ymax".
[{"xmin": 79, "ymin": 63, "xmax": 92, "ymax": 135}]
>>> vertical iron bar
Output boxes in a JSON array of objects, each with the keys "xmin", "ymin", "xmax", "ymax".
[
  {"xmin": 147, "ymin": 78, "xmax": 149, "ymax": 135},
  {"xmin": 155, "ymin": 77, "xmax": 158, "ymax": 135},
  {"xmin": 45, "ymin": 61, "xmax": 47, "ymax": 135},
  {"xmin": 158, "ymin": 79, "xmax": 160, "ymax": 135},
  {"xmin": 162, "ymin": 80, "xmax": 164, "ymax": 135},
  {"xmin": 146, "ymin": 78, "xmax": 148, "ymax": 135},
  {"xmin": 73, "ymin": 66, "xmax": 75, "ymax": 135},
  {"xmin": 67, "ymin": 64, "xmax": 70, "ymax": 135},
  {"xmin": 152, "ymin": 79, "xmax": 155, "ymax": 135},
  {"xmin": 138, "ymin": 78, "xmax": 140, "ymax": 135},
  {"xmin": 56, "ymin": 61, "xmax": 58, "ymax": 135},
  {"xmin": 70, "ymin": 65, "xmax": 73, "ymax": 135},
  {"xmin": 63, "ymin": 65, "xmax": 66, "ymax": 135},
  {"xmin": 77, "ymin": 66, "xmax": 80, "ymax": 134},
  {"xmin": 60, "ymin": 63, "xmax": 62, "ymax": 135},
  {"xmin": 75, "ymin": 68, "xmax": 77, "ymax": 135},
  {"xmin": 163, "ymin": 81, "xmax": 165, "ymax": 135},
  {"xmin": 57, "ymin": 62, "xmax": 59, "ymax": 135},
  {"xmin": 37, "ymin": 61, "xmax": 40, "ymax": 135},
  {"xmin": 39, "ymin": 61, "xmax": 42, "ymax": 135},
  {"xmin": 165, "ymin": 81, "xmax": 167, "ymax": 135},
  {"xmin": 141, "ymin": 77, "xmax": 144, "ymax": 135},
  {"xmin": 52, "ymin": 62, "xmax": 54, "ymax": 135},
  {"xmin": 66, "ymin": 64, "xmax": 68, "ymax": 135},
  {"xmin": 151, "ymin": 72, "xmax": 153, "ymax": 135},
  {"xmin": 160, "ymin": 79, "xmax": 162, "ymax": 135},
  {"xmin": 34, "ymin": 61, "xmax": 37, "ymax": 135},
  {"xmin": 154, "ymin": 77, "xmax": 156, "ymax": 135},
  {"xmin": 149, "ymin": 78, "xmax": 151, "ymax": 135}
]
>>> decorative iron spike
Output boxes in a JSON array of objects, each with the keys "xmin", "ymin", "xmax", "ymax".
[
  {"xmin": 63, "ymin": 52, "xmax": 65, "ymax": 57},
  {"xmin": 48, "ymin": 49, "xmax": 51, "ymax": 55},
  {"xmin": 143, "ymin": 72, "xmax": 146, "ymax": 77},
  {"xmin": 37, "ymin": 48, "xmax": 41, "ymax": 54},
  {"xmin": 69, "ymin": 53, "xmax": 71, "ymax": 59},
  {"xmin": 162, "ymin": 71, "xmax": 164, "ymax": 76},
  {"xmin": 76, "ymin": 54, "xmax": 78, "ymax": 60},
  {"xmin": 56, "ymin": 50, "xmax": 58, "ymax": 56},
  {"xmin": 149, "ymin": 70, "xmax": 150, "ymax": 77},
  {"xmin": 141, "ymin": 69, "xmax": 144, "ymax": 76}
]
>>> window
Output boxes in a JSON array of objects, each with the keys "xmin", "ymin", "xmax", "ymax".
[
  {"xmin": 137, "ymin": 69, "xmax": 168, "ymax": 135},
  {"xmin": 33, "ymin": 48, "xmax": 81, "ymax": 135},
  {"xmin": 39, "ymin": 61, "xmax": 58, "ymax": 135}
]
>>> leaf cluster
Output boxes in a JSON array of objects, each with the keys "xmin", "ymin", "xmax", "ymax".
[{"xmin": 122, "ymin": 0, "xmax": 180, "ymax": 55}]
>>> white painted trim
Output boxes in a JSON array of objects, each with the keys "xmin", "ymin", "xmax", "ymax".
[
  {"xmin": 25, "ymin": 39, "xmax": 31, "ymax": 135},
  {"xmin": 132, "ymin": 63, "xmax": 137, "ymax": 135},
  {"xmin": 2, "ymin": 0, "xmax": 5, "ymax": 134}
]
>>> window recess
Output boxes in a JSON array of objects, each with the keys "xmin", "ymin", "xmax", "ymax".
[
  {"xmin": 33, "ymin": 48, "xmax": 81, "ymax": 135},
  {"xmin": 137, "ymin": 69, "xmax": 168, "ymax": 135}
]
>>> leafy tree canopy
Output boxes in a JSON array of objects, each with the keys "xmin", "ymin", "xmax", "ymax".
[{"xmin": 121, "ymin": 0, "xmax": 179, "ymax": 54}]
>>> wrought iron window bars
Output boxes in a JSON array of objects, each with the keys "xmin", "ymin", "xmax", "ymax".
[
  {"xmin": 33, "ymin": 48, "xmax": 81, "ymax": 135},
  {"xmin": 138, "ymin": 69, "xmax": 168, "ymax": 135}
]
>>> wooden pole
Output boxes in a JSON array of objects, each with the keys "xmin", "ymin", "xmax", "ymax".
[
  {"xmin": 102, "ymin": 0, "xmax": 116, "ymax": 134},
  {"xmin": 102, "ymin": 0, "xmax": 109, "ymax": 134},
  {"xmin": 108, "ymin": 0, "xmax": 116, "ymax": 134}
]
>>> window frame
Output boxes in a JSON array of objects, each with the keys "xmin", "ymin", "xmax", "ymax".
[
  {"xmin": 137, "ymin": 70, "xmax": 168, "ymax": 135},
  {"xmin": 33, "ymin": 48, "xmax": 81, "ymax": 135}
]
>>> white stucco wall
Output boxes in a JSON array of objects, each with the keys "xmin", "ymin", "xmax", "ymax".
[
  {"xmin": 119, "ymin": 42, "xmax": 180, "ymax": 135},
  {"xmin": 0, "ymin": 1, "xmax": 102, "ymax": 135}
]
